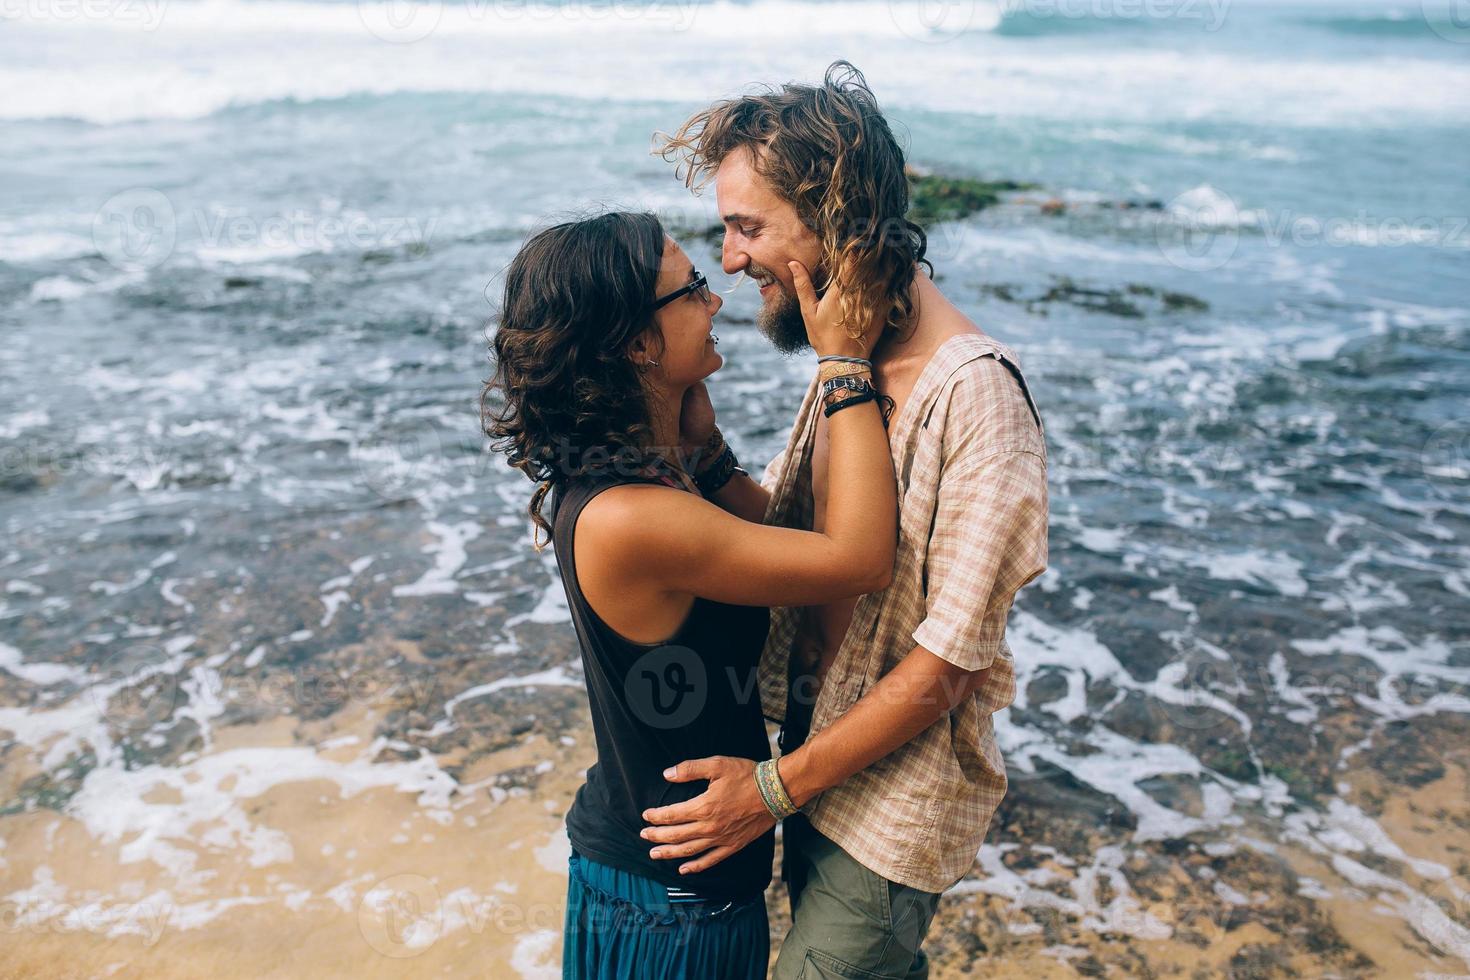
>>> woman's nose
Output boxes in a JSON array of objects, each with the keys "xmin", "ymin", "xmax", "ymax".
[{"xmin": 709, "ymin": 291, "xmax": 723, "ymax": 315}]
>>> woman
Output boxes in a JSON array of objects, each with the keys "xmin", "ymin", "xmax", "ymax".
[{"xmin": 483, "ymin": 211, "xmax": 896, "ymax": 979}]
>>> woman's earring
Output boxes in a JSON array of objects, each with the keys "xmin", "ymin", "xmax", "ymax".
[{"xmin": 647, "ymin": 359, "xmax": 660, "ymax": 367}]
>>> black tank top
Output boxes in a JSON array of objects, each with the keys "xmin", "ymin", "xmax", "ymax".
[{"xmin": 549, "ymin": 473, "xmax": 775, "ymax": 903}]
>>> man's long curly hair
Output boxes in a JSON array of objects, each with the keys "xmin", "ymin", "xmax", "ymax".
[
  {"xmin": 658, "ymin": 60, "xmax": 929, "ymax": 341},
  {"xmin": 481, "ymin": 211, "xmax": 668, "ymax": 548}
]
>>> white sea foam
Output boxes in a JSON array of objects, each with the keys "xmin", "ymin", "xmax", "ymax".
[
  {"xmin": 64, "ymin": 739, "xmax": 458, "ymax": 885},
  {"xmin": 2, "ymin": 866, "xmax": 180, "ymax": 944},
  {"xmin": 438, "ymin": 664, "xmax": 582, "ymax": 727},
  {"xmin": 0, "ymin": 635, "xmax": 196, "ymax": 772},
  {"xmin": 0, "ymin": 409, "xmax": 50, "ymax": 438},
  {"xmin": 504, "ymin": 552, "xmax": 572, "ymax": 627},
  {"xmin": 175, "ymin": 666, "xmax": 227, "ymax": 751},
  {"xmin": 1273, "ymin": 802, "xmax": 1469, "ymax": 967},
  {"xmin": 0, "ymin": 228, "xmax": 94, "ymax": 260},
  {"xmin": 4, "ymin": 1, "xmax": 1467, "ymax": 126},
  {"xmin": 534, "ymin": 825, "xmax": 570, "ymax": 875},
  {"xmin": 993, "ymin": 602, "xmax": 1470, "ymax": 967},
  {"xmin": 1081, "ymin": 126, "xmax": 1301, "ymax": 163},
  {"xmin": 1004, "ymin": 611, "xmax": 1260, "ymax": 840},
  {"xmin": 955, "ymin": 843, "xmax": 1173, "ymax": 940},
  {"xmin": 510, "ymin": 927, "xmax": 561, "ymax": 979},
  {"xmin": 0, "ymin": 641, "xmax": 87, "ymax": 687},
  {"xmin": 393, "ymin": 520, "xmax": 481, "ymax": 597},
  {"xmin": 1195, "ymin": 549, "xmax": 1308, "ymax": 597},
  {"xmin": 27, "ymin": 276, "xmax": 93, "ymax": 301},
  {"xmin": 319, "ymin": 590, "xmax": 350, "ymax": 627}
]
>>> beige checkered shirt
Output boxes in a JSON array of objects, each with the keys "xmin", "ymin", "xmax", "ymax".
[{"xmin": 758, "ymin": 332, "xmax": 1049, "ymax": 893}]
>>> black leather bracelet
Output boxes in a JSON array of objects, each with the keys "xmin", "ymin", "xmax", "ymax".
[
  {"xmin": 823, "ymin": 390, "xmax": 878, "ymax": 419},
  {"xmin": 694, "ymin": 444, "xmax": 741, "ymax": 496},
  {"xmin": 688, "ymin": 425, "xmax": 727, "ymax": 474}
]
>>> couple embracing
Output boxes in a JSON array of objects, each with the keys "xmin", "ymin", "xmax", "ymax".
[{"xmin": 484, "ymin": 61, "xmax": 1049, "ymax": 979}]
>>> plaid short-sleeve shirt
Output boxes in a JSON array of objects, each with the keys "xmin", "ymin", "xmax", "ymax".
[{"xmin": 758, "ymin": 333, "xmax": 1049, "ymax": 893}]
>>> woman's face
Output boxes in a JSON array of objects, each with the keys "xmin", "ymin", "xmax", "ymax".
[{"xmin": 646, "ymin": 237, "xmax": 723, "ymax": 386}]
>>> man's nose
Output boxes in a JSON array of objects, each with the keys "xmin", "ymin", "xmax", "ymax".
[{"xmin": 721, "ymin": 234, "xmax": 745, "ymax": 276}]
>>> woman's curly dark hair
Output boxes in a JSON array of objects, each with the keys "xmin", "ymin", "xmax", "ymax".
[{"xmin": 481, "ymin": 211, "xmax": 668, "ymax": 548}]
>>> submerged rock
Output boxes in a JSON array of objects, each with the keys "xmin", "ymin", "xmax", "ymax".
[
  {"xmin": 981, "ymin": 275, "xmax": 1210, "ymax": 319},
  {"xmin": 906, "ymin": 168, "xmax": 1039, "ymax": 225}
]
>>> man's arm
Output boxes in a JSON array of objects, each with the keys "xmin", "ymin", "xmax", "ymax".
[
  {"xmin": 638, "ymin": 644, "xmax": 978, "ymax": 874},
  {"xmin": 642, "ymin": 443, "xmax": 1047, "ymax": 875},
  {"xmin": 640, "ymin": 644, "xmax": 987, "ymax": 875},
  {"xmin": 778, "ymin": 643, "xmax": 980, "ymax": 805},
  {"xmin": 781, "ymin": 442, "xmax": 1048, "ymax": 804}
]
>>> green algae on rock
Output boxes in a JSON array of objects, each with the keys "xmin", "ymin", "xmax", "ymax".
[
  {"xmin": 980, "ymin": 276, "xmax": 1211, "ymax": 319},
  {"xmin": 906, "ymin": 167, "xmax": 1039, "ymax": 226}
]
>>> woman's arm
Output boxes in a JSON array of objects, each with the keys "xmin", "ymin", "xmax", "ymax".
[
  {"xmin": 704, "ymin": 472, "xmax": 771, "ymax": 525},
  {"xmin": 580, "ymin": 261, "xmax": 896, "ymax": 608}
]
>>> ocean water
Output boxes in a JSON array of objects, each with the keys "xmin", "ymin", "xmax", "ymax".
[{"xmin": 2, "ymin": 0, "xmax": 1469, "ymax": 972}]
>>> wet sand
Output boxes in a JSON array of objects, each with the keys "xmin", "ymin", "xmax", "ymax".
[{"xmin": 3, "ymin": 702, "xmax": 1466, "ymax": 978}]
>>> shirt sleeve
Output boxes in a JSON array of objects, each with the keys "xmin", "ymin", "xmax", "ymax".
[
  {"xmin": 760, "ymin": 446, "xmax": 787, "ymax": 494},
  {"xmin": 913, "ymin": 448, "xmax": 1047, "ymax": 671}
]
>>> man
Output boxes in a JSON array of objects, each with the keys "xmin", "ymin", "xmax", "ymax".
[{"xmin": 640, "ymin": 62, "xmax": 1049, "ymax": 977}]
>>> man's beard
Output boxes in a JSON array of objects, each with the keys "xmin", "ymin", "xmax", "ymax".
[{"xmin": 756, "ymin": 287, "xmax": 810, "ymax": 355}]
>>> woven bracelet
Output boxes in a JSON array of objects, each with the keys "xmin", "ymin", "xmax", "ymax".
[{"xmin": 755, "ymin": 758, "xmax": 800, "ymax": 819}]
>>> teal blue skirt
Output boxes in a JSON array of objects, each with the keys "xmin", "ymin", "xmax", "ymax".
[{"xmin": 562, "ymin": 850, "xmax": 769, "ymax": 979}]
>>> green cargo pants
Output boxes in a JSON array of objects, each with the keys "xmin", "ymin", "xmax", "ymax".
[{"xmin": 771, "ymin": 813, "xmax": 942, "ymax": 979}]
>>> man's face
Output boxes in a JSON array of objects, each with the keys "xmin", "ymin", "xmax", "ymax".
[{"xmin": 714, "ymin": 146, "xmax": 824, "ymax": 354}]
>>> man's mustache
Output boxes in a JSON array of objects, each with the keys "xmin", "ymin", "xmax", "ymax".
[
  {"xmin": 746, "ymin": 263, "xmax": 783, "ymax": 288},
  {"xmin": 744, "ymin": 263, "xmax": 828, "ymax": 295}
]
